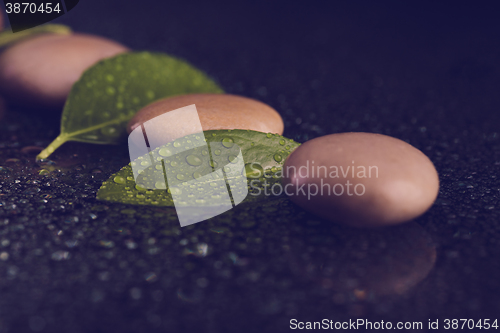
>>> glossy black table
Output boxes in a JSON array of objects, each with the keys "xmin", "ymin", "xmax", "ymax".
[{"xmin": 1, "ymin": 2, "xmax": 499, "ymax": 332}]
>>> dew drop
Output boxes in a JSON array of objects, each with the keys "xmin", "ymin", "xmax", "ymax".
[
  {"xmin": 222, "ymin": 137, "xmax": 234, "ymax": 148},
  {"xmin": 193, "ymin": 172, "xmax": 202, "ymax": 179},
  {"xmin": 155, "ymin": 181, "xmax": 166, "ymax": 189},
  {"xmin": 201, "ymin": 150, "xmax": 208, "ymax": 156},
  {"xmin": 173, "ymin": 141, "xmax": 181, "ymax": 148},
  {"xmin": 279, "ymin": 139, "xmax": 285, "ymax": 146},
  {"xmin": 176, "ymin": 174, "xmax": 185, "ymax": 181},
  {"xmin": 266, "ymin": 133, "xmax": 272, "ymax": 138},
  {"xmin": 273, "ymin": 153, "xmax": 283, "ymax": 163},
  {"xmin": 214, "ymin": 149, "xmax": 221, "ymax": 156},
  {"xmin": 244, "ymin": 163, "xmax": 264, "ymax": 178},
  {"xmin": 209, "ymin": 160, "xmax": 218, "ymax": 168},
  {"xmin": 141, "ymin": 161, "xmax": 149, "ymax": 166},
  {"xmin": 228, "ymin": 155, "xmax": 238, "ymax": 163},
  {"xmin": 159, "ymin": 147, "xmax": 173, "ymax": 157},
  {"xmin": 186, "ymin": 155, "xmax": 202, "ymax": 166},
  {"xmin": 170, "ymin": 161, "xmax": 178, "ymax": 167},
  {"xmin": 113, "ymin": 176, "xmax": 126, "ymax": 184}
]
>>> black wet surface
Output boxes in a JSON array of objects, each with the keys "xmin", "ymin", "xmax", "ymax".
[{"xmin": 1, "ymin": 2, "xmax": 500, "ymax": 332}]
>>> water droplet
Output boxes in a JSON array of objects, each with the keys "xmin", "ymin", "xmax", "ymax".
[
  {"xmin": 266, "ymin": 133, "xmax": 272, "ymax": 138},
  {"xmin": 209, "ymin": 160, "xmax": 218, "ymax": 168},
  {"xmin": 222, "ymin": 137, "xmax": 234, "ymax": 148},
  {"xmin": 127, "ymin": 176, "xmax": 134, "ymax": 181},
  {"xmin": 156, "ymin": 165, "xmax": 163, "ymax": 170},
  {"xmin": 223, "ymin": 166, "xmax": 231, "ymax": 172},
  {"xmin": 159, "ymin": 147, "xmax": 173, "ymax": 157},
  {"xmin": 202, "ymin": 150, "xmax": 208, "ymax": 156},
  {"xmin": 103, "ymin": 127, "xmax": 119, "ymax": 140},
  {"xmin": 273, "ymin": 153, "xmax": 283, "ymax": 163},
  {"xmin": 193, "ymin": 172, "xmax": 202, "ymax": 179},
  {"xmin": 135, "ymin": 185, "xmax": 147, "ymax": 191},
  {"xmin": 106, "ymin": 74, "xmax": 114, "ymax": 82},
  {"xmin": 116, "ymin": 102, "xmax": 124, "ymax": 109},
  {"xmin": 279, "ymin": 139, "xmax": 285, "ymax": 145},
  {"xmin": 285, "ymin": 145, "xmax": 291, "ymax": 150},
  {"xmin": 106, "ymin": 87, "xmax": 115, "ymax": 95},
  {"xmin": 39, "ymin": 169, "xmax": 50, "ymax": 175},
  {"xmin": 170, "ymin": 161, "xmax": 178, "ymax": 167},
  {"xmin": 186, "ymin": 155, "xmax": 202, "ymax": 166},
  {"xmin": 176, "ymin": 174, "xmax": 185, "ymax": 181},
  {"xmin": 173, "ymin": 141, "xmax": 181, "ymax": 148},
  {"xmin": 210, "ymin": 182, "xmax": 218, "ymax": 187},
  {"xmin": 214, "ymin": 149, "xmax": 221, "ymax": 156},
  {"xmin": 228, "ymin": 155, "xmax": 238, "ymax": 163},
  {"xmin": 155, "ymin": 181, "xmax": 166, "ymax": 190},
  {"xmin": 244, "ymin": 163, "xmax": 264, "ymax": 178},
  {"xmin": 141, "ymin": 161, "xmax": 149, "ymax": 166},
  {"xmin": 169, "ymin": 187, "xmax": 181, "ymax": 195},
  {"xmin": 146, "ymin": 91, "xmax": 155, "ymax": 99}
]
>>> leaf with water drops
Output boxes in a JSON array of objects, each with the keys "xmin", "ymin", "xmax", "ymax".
[
  {"xmin": 37, "ymin": 52, "xmax": 223, "ymax": 160},
  {"xmin": 96, "ymin": 130, "xmax": 300, "ymax": 207}
]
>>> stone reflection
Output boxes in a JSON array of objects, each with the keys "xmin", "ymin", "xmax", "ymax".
[{"xmin": 287, "ymin": 222, "xmax": 436, "ymax": 297}]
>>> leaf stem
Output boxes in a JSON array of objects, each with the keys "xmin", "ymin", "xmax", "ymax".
[{"xmin": 36, "ymin": 135, "xmax": 68, "ymax": 161}]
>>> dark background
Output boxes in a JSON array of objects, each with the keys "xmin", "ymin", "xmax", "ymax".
[{"xmin": 1, "ymin": 1, "xmax": 500, "ymax": 332}]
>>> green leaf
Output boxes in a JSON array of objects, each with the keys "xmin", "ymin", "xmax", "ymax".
[
  {"xmin": 37, "ymin": 52, "xmax": 223, "ymax": 160},
  {"xmin": 0, "ymin": 24, "xmax": 72, "ymax": 48},
  {"xmin": 96, "ymin": 130, "xmax": 300, "ymax": 207}
]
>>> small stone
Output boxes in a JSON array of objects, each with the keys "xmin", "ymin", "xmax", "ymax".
[
  {"xmin": 127, "ymin": 94, "xmax": 284, "ymax": 144},
  {"xmin": 0, "ymin": 33, "xmax": 129, "ymax": 109},
  {"xmin": 282, "ymin": 132, "xmax": 439, "ymax": 227}
]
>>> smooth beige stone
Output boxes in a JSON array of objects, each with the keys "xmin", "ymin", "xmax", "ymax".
[
  {"xmin": 127, "ymin": 94, "xmax": 284, "ymax": 142},
  {"xmin": 0, "ymin": 33, "xmax": 128, "ymax": 109},
  {"xmin": 282, "ymin": 132, "xmax": 439, "ymax": 227}
]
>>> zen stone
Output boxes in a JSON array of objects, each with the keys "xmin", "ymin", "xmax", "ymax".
[
  {"xmin": 0, "ymin": 33, "xmax": 129, "ymax": 108},
  {"xmin": 128, "ymin": 93, "xmax": 284, "ymax": 142},
  {"xmin": 282, "ymin": 132, "xmax": 439, "ymax": 227}
]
